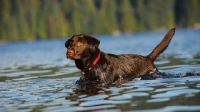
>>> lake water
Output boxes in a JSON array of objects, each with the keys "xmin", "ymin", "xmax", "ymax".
[{"xmin": 0, "ymin": 28, "xmax": 200, "ymax": 112}]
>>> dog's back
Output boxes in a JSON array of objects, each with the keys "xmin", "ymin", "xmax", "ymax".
[{"xmin": 106, "ymin": 54, "xmax": 156, "ymax": 82}]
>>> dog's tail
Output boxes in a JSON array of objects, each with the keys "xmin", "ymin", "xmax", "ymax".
[{"xmin": 147, "ymin": 28, "xmax": 176, "ymax": 62}]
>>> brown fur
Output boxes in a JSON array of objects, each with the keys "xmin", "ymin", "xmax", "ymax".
[{"xmin": 65, "ymin": 28, "xmax": 176, "ymax": 84}]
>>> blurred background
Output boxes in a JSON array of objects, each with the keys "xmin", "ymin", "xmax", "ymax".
[{"xmin": 0, "ymin": 0, "xmax": 200, "ymax": 42}]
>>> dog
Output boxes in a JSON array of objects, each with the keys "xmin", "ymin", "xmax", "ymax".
[{"xmin": 65, "ymin": 28, "xmax": 175, "ymax": 84}]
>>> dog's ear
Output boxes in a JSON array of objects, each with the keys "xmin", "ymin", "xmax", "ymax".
[
  {"xmin": 83, "ymin": 35, "xmax": 100, "ymax": 53},
  {"xmin": 65, "ymin": 39, "xmax": 71, "ymax": 49},
  {"xmin": 84, "ymin": 35, "xmax": 100, "ymax": 48}
]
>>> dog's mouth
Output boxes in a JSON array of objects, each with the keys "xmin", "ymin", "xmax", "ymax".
[
  {"xmin": 66, "ymin": 54, "xmax": 73, "ymax": 59},
  {"xmin": 67, "ymin": 54, "xmax": 75, "ymax": 60}
]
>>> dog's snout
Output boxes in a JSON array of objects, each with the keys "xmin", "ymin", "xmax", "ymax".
[
  {"xmin": 67, "ymin": 49, "xmax": 74, "ymax": 59},
  {"xmin": 68, "ymin": 49, "xmax": 73, "ymax": 54}
]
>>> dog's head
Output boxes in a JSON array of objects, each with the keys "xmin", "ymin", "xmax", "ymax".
[{"xmin": 65, "ymin": 34, "xmax": 100, "ymax": 60}]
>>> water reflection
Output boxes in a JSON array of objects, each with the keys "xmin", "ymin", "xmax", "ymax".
[{"xmin": 64, "ymin": 76, "xmax": 200, "ymax": 111}]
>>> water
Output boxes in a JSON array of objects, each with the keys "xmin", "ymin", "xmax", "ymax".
[{"xmin": 0, "ymin": 28, "xmax": 200, "ymax": 112}]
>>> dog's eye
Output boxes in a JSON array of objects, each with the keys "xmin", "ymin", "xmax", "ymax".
[{"xmin": 77, "ymin": 41, "xmax": 83, "ymax": 47}]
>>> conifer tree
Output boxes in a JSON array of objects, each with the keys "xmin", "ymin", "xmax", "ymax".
[{"xmin": 118, "ymin": 0, "xmax": 137, "ymax": 32}]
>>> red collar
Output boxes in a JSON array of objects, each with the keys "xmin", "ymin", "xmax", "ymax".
[{"xmin": 82, "ymin": 52, "xmax": 101, "ymax": 73}]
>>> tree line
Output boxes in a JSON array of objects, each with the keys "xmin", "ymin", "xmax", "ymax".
[{"xmin": 0, "ymin": 0, "xmax": 200, "ymax": 42}]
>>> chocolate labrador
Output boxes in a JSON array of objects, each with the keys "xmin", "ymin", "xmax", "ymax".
[{"xmin": 65, "ymin": 28, "xmax": 175, "ymax": 84}]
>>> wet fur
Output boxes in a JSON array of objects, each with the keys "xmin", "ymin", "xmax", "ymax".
[{"xmin": 65, "ymin": 28, "xmax": 176, "ymax": 84}]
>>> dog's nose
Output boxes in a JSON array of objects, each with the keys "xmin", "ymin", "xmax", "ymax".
[
  {"xmin": 68, "ymin": 49, "xmax": 73, "ymax": 54},
  {"xmin": 67, "ymin": 49, "xmax": 74, "ymax": 58}
]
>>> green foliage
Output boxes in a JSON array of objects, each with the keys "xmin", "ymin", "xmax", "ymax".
[
  {"xmin": 174, "ymin": 0, "xmax": 200, "ymax": 27},
  {"xmin": 117, "ymin": 0, "xmax": 137, "ymax": 32},
  {"xmin": 0, "ymin": 0, "xmax": 200, "ymax": 42}
]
